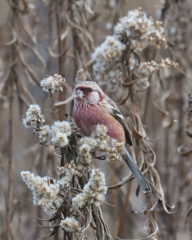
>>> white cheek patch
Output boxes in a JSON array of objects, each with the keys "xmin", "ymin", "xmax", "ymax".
[{"xmin": 88, "ymin": 91, "xmax": 100, "ymax": 104}]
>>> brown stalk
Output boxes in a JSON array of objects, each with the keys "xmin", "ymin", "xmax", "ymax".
[
  {"xmin": 176, "ymin": 76, "xmax": 185, "ymax": 226},
  {"xmin": 55, "ymin": 0, "xmax": 66, "ymax": 120},
  {"xmin": 162, "ymin": 128, "xmax": 176, "ymax": 240},
  {"xmin": 55, "ymin": 0, "xmax": 62, "ymax": 76},
  {"xmin": 142, "ymin": 48, "xmax": 156, "ymax": 124},
  {"xmin": 116, "ymin": 182, "xmax": 132, "ymax": 238},
  {"xmin": 110, "ymin": 164, "xmax": 120, "ymax": 235},
  {"xmin": 142, "ymin": 77, "xmax": 151, "ymax": 125},
  {"xmin": 34, "ymin": 146, "xmax": 45, "ymax": 240},
  {"xmin": 6, "ymin": 77, "xmax": 14, "ymax": 240}
]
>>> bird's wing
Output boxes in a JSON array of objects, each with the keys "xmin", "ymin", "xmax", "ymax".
[{"xmin": 100, "ymin": 97, "xmax": 132, "ymax": 146}]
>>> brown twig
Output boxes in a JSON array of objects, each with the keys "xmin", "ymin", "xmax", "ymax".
[
  {"xmin": 116, "ymin": 182, "xmax": 132, "ymax": 237},
  {"xmin": 55, "ymin": 0, "xmax": 66, "ymax": 120},
  {"xmin": 6, "ymin": 77, "xmax": 14, "ymax": 240},
  {"xmin": 110, "ymin": 164, "xmax": 120, "ymax": 235}
]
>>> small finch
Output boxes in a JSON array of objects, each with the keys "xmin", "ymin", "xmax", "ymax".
[{"xmin": 73, "ymin": 81, "xmax": 151, "ymax": 193}]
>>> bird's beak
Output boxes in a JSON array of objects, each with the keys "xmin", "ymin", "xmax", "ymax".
[{"xmin": 75, "ymin": 89, "xmax": 84, "ymax": 99}]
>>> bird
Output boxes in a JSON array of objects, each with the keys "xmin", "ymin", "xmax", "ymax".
[{"xmin": 73, "ymin": 81, "xmax": 151, "ymax": 193}]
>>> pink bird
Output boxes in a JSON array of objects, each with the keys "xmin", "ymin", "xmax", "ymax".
[{"xmin": 73, "ymin": 81, "xmax": 151, "ymax": 193}]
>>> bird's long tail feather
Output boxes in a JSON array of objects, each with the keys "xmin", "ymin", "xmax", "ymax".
[{"xmin": 121, "ymin": 146, "xmax": 151, "ymax": 193}]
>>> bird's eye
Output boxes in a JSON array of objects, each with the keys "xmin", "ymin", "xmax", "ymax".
[{"xmin": 89, "ymin": 88, "xmax": 93, "ymax": 92}]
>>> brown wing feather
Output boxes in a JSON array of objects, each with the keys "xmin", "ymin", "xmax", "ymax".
[{"xmin": 100, "ymin": 97, "xmax": 132, "ymax": 146}]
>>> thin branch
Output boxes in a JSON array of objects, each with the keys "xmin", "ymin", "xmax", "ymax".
[{"xmin": 6, "ymin": 77, "xmax": 14, "ymax": 240}]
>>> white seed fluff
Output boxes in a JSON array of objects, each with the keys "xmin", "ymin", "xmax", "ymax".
[
  {"xmin": 21, "ymin": 171, "xmax": 63, "ymax": 215},
  {"xmin": 76, "ymin": 124, "xmax": 124, "ymax": 174},
  {"xmin": 88, "ymin": 8, "xmax": 168, "ymax": 92},
  {"xmin": 72, "ymin": 169, "xmax": 107, "ymax": 209},
  {"xmin": 37, "ymin": 125, "xmax": 51, "ymax": 146},
  {"xmin": 51, "ymin": 132, "xmax": 69, "ymax": 148},
  {"xmin": 51, "ymin": 121, "xmax": 72, "ymax": 136},
  {"xmin": 90, "ymin": 35, "xmax": 126, "ymax": 92},
  {"xmin": 21, "ymin": 165, "xmax": 77, "ymax": 216},
  {"xmin": 40, "ymin": 74, "xmax": 65, "ymax": 93},
  {"xmin": 23, "ymin": 104, "xmax": 45, "ymax": 128},
  {"xmin": 51, "ymin": 121, "xmax": 72, "ymax": 148},
  {"xmin": 60, "ymin": 217, "xmax": 81, "ymax": 233},
  {"xmin": 114, "ymin": 8, "xmax": 167, "ymax": 50}
]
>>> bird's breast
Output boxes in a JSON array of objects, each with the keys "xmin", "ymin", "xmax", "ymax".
[{"xmin": 73, "ymin": 103, "xmax": 125, "ymax": 143}]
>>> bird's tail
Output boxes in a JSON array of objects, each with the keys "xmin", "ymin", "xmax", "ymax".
[{"xmin": 121, "ymin": 146, "xmax": 151, "ymax": 193}]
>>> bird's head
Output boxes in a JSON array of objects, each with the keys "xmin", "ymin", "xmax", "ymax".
[{"xmin": 74, "ymin": 81, "xmax": 105, "ymax": 105}]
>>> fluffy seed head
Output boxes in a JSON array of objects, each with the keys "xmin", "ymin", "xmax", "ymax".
[
  {"xmin": 86, "ymin": 8, "xmax": 168, "ymax": 92},
  {"xmin": 51, "ymin": 121, "xmax": 72, "ymax": 148},
  {"xmin": 37, "ymin": 125, "xmax": 51, "ymax": 146},
  {"xmin": 90, "ymin": 35, "xmax": 126, "ymax": 91},
  {"xmin": 60, "ymin": 218, "xmax": 81, "ymax": 233},
  {"xmin": 40, "ymin": 74, "xmax": 65, "ymax": 93},
  {"xmin": 56, "ymin": 161, "xmax": 79, "ymax": 178},
  {"xmin": 91, "ymin": 124, "xmax": 109, "ymax": 141},
  {"xmin": 20, "ymin": 171, "xmax": 64, "ymax": 215},
  {"xmin": 23, "ymin": 104, "xmax": 45, "ymax": 128},
  {"xmin": 72, "ymin": 168, "xmax": 107, "ymax": 209},
  {"xmin": 51, "ymin": 121, "xmax": 72, "ymax": 136},
  {"xmin": 51, "ymin": 132, "xmax": 69, "ymax": 148}
]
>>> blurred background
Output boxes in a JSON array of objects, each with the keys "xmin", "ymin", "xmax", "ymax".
[{"xmin": 1, "ymin": 0, "xmax": 192, "ymax": 239}]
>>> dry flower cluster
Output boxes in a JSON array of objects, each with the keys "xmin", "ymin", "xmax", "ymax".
[
  {"xmin": 80, "ymin": 8, "xmax": 176, "ymax": 92},
  {"xmin": 77, "ymin": 124, "xmax": 124, "ymax": 174},
  {"xmin": 40, "ymin": 74, "xmax": 66, "ymax": 93},
  {"xmin": 72, "ymin": 169, "xmax": 107, "ymax": 209},
  {"xmin": 21, "ymin": 160, "xmax": 108, "ymax": 236},
  {"xmin": 20, "ymin": 74, "xmax": 122, "ymax": 238}
]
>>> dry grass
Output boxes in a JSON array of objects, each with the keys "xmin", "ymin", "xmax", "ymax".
[{"xmin": 1, "ymin": 0, "xmax": 192, "ymax": 240}]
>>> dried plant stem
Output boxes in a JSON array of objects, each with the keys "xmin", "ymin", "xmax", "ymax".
[
  {"xmin": 176, "ymin": 77, "xmax": 185, "ymax": 226},
  {"xmin": 142, "ymin": 77, "xmax": 151, "ymax": 124},
  {"xmin": 54, "ymin": 231, "xmax": 59, "ymax": 240},
  {"xmin": 55, "ymin": 0, "xmax": 66, "ymax": 120},
  {"xmin": 161, "ymin": 129, "xmax": 176, "ymax": 240},
  {"xmin": 60, "ymin": 148, "xmax": 65, "ymax": 167},
  {"xmin": 16, "ymin": 200, "xmax": 22, "ymax": 240},
  {"xmin": 116, "ymin": 182, "xmax": 132, "ymax": 237},
  {"xmin": 110, "ymin": 164, "xmax": 120, "ymax": 235},
  {"xmin": 35, "ymin": 146, "xmax": 44, "ymax": 240},
  {"xmin": 6, "ymin": 78, "xmax": 14, "ymax": 240},
  {"xmin": 141, "ymin": 138, "xmax": 160, "ymax": 239},
  {"xmin": 164, "ymin": 129, "xmax": 171, "ymax": 200},
  {"xmin": 55, "ymin": 0, "xmax": 62, "ymax": 76},
  {"xmin": 142, "ymin": 48, "xmax": 156, "ymax": 124}
]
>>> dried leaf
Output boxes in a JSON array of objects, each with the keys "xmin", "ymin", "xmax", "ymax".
[
  {"xmin": 18, "ymin": 48, "xmax": 39, "ymax": 85},
  {"xmin": 39, "ymin": 226, "xmax": 59, "ymax": 238},
  {"xmin": 177, "ymin": 144, "xmax": 192, "ymax": 157},
  {"xmin": 0, "ymin": 70, "xmax": 11, "ymax": 95},
  {"xmin": 116, "ymin": 215, "xmax": 159, "ymax": 240},
  {"xmin": 54, "ymin": 87, "xmax": 76, "ymax": 106},
  {"xmin": 162, "ymin": 115, "xmax": 175, "ymax": 128},
  {"xmin": 18, "ymin": 13, "xmax": 37, "ymax": 44},
  {"xmin": 81, "ymin": 207, "xmax": 92, "ymax": 233},
  {"xmin": 1, "ymin": 28, "xmax": 17, "ymax": 46},
  {"xmin": 48, "ymin": 44, "xmax": 68, "ymax": 58},
  {"xmin": 152, "ymin": 101, "xmax": 169, "ymax": 116},
  {"xmin": 20, "ymin": 39, "xmax": 46, "ymax": 68},
  {"xmin": 65, "ymin": 14, "xmax": 94, "ymax": 48}
]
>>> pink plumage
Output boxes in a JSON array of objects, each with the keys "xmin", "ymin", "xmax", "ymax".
[
  {"xmin": 73, "ymin": 95, "xmax": 125, "ymax": 143},
  {"xmin": 73, "ymin": 81, "xmax": 151, "ymax": 193}
]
